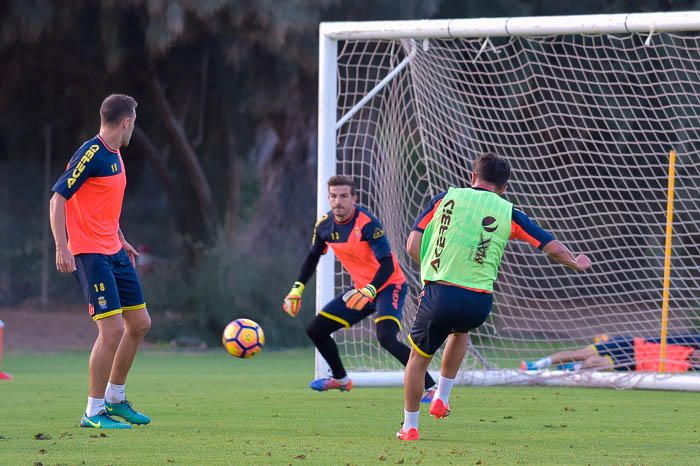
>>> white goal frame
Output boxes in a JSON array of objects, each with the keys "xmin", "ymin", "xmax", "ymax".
[{"xmin": 316, "ymin": 11, "xmax": 700, "ymax": 391}]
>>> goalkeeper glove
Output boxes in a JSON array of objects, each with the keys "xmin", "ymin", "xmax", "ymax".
[
  {"xmin": 283, "ymin": 281, "xmax": 305, "ymax": 317},
  {"xmin": 342, "ymin": 284, "xmax": 377, "ymax": 311}
]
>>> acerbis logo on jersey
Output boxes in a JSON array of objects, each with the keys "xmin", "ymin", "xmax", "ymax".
[
  {"xmin": 67, "ymin": 144, "xmax": 100, "ymax": 188},
  {"xmin": 373, "ymin": 227, "xmax": 384, "ymax": 239},
  {"xmin": 430, "ymin": 199, "xmax": 455, "ymax": 273}
]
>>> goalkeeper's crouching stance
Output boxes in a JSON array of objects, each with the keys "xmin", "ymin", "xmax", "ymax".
[{"xmin": 282, "ymin": 175, "xmax": 437, "ymax": 401}]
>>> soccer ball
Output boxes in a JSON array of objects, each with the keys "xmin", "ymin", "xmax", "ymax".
[{"xmin": 222, "ymin": 318, "xmax": 265, "ymax": 359}]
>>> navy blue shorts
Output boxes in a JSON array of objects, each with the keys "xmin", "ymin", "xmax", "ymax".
[
  {"xmin": 594, "ymin": 336, "xmax": 635, "ymax": 371},
  {"xmin": 409, "ymin": 282, "xmax": 493, "ymax": 357},
  {"xmin": 73, "ymin": 248, "xmax": 146, "ymax": 321},
  {"xmin": 319, "ymin": 282, "xmax": 407, "ymax": 329}
]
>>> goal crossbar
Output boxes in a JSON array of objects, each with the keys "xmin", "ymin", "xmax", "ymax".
[{"xmin": 321, "ymin": 11, "xmax": 700, "ymax": 40}]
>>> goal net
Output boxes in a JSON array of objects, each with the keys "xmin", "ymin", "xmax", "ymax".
[{"xmin": 317, "ymin": 13, "xmax": 700, "ymax": 390}]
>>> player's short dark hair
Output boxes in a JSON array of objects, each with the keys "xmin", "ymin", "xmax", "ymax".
[
  {"xmin": 473, "ymin": 152, "xmax": 511, "ymax": 188},
  {"xmin": 327, "ymin": 175, "xmax": 356, "ymax": 195},
  {"xmin": 100, "ymin": 94, "xmax": 137, "ymax": 126}
]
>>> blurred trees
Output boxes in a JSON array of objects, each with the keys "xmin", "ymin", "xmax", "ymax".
[
  {"xmin": 0, "ymin": 0, "xmax": 695, "ymax": 342},
  {"xmin": 1, "ymin": 0, "xmax": 440, "ymax": 248},
  {"xmin": 0, "ymin": 0, "xmax": 441, "ymax": 342}
]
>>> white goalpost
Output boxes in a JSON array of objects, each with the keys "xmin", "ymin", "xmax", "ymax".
[{"xmin": 316, "ymin": 12, "xmax": 700, "ymax": 391}]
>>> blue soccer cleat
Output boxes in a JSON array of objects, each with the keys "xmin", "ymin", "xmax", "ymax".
[
  {"xmin": 520, "ymin": 360, "xmax": 538, "ymax": 371},
  {"xmin": 556, "ymin": 362, "xmax": 577, "ymax": 371},
  {"xmin": 105, "ymin": 400, "xmax": 151, "ymax": 425},
  {"xmin": 309, "ymin": 377, "xmax": 353, "ymax": 392},
  {"xmin": 420, "ymin": 386, "xmax": 437, "ymax": 404},
  {"xmin": 80, "ymin": 411, "xmax": 132, "ymax": 429}
]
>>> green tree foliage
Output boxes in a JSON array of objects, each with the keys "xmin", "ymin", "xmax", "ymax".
[
  {"xmin": 0, "ymin": 0, "xmax": 440, "ymax": 340},
  {"xmin": 0, "ymin": 0, "xmax": 695, "ymax": 341}
]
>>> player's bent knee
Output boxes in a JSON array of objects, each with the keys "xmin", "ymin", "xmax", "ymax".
[
  {"xmin": 98, "ymin": 325, "xmax": 124, "ymax": 347},
  {"xmin": 375, "ymin": 320, "xmax": 400, "ymax": 346},
  {"xmin": 376, "ymin": 329, "xmax": 398, "ymax": 349},
  {"xmin": 128, "ymin": 318, "xmax": 150, "ymax": 337},
  {"xmin": 132, "ymin": 314, "xmax": 151, "ymax": 336},
  {"xmin": 407, "ymin": 350, "xmax": 432, "ymax": 369},
  {"xmin": 124, "ymin": 308, "xmax": 151, "ymax": 337},
  {"xmin": 306, "ymin": 314, "xmax": 342, "ymax": 343}
]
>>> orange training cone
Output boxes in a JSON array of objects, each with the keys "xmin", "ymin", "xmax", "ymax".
[{"xmin": 0, "ymin": 320, "xmax": 12, "ymax": 380}]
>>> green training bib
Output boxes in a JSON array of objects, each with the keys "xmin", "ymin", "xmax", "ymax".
[{"xmin": 420, "ymin": 187, "xmax": 512, "ymax": 292}]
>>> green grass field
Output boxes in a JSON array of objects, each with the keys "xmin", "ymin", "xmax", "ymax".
[{"xmin": 1, "ymin": 350, "xmax": 698, "ymax": 465}]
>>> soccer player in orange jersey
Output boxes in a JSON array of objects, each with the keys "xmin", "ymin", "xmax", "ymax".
[
  {"xmin": 49, "ymin": 94, "xmax": 151, "ymax": 429},
  {"xmin": 283, "ymin": 176, "xmax": 437, "ymax": 398}
]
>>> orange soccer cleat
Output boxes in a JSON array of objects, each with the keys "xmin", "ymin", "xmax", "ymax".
[
  {"xmin": 429, "ymin": 398, "xmax": 450, "ymax": 419},
  {"xmin": 396, "ymin": 427, "xmax": 420, "ymax": 441}
]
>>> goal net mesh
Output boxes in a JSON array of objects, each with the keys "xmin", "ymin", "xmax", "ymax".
[{"xmin": 332, "ymin": 33, "xmax": 700, "ymax": 382}]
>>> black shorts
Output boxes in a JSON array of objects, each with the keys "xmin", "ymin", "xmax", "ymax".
[
  {"xmin": 318, "ymin": 282, "xmax": 407, "ymax": 329},
  {"xmin": 409, "ymin": 282, "xmax": 492, "ymax": 357}
]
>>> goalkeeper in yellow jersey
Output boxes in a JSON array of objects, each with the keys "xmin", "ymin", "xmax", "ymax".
[
  {"xmin": 397, "ymin": 153, "xmax": 592, "ymax": 441},
  {"xmin": 283, "ymin": 175, "xmax": 436, "ymax": 399}
]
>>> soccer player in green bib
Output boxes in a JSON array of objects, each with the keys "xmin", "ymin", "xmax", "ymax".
[{"xmin": 396, "ymin": 153, "xmax": 592, "ymax": 441}]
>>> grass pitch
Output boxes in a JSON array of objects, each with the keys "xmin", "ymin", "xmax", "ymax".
[{"xmin": 1, "ymin": 350, "xmax": 698, "ymax": 465}]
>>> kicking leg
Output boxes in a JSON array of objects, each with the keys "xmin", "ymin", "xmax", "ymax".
[
  {"xmin": 430, "ymin": 332, "xmax": 468, "ymax": 419},
  {"xmin": 440, "ymin": 332, "xmax": 468, "ymax": 378}
]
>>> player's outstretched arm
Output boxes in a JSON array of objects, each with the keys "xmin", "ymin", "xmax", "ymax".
[
  {"xmin": 282, "ymin": 250, "xmax": 322, "ymax": 317},
  {"xmin": 542, "ymin": 240, "xmax": 591, "ymax": 272},
  {"xmin": 283, "ymin": 281, "xmax": 305, "ymax": 317},
  {"xmin": 49, "ymin": 192, "xmax": 76, "ymax": 273}
]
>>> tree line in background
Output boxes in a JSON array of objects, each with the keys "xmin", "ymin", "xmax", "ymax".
[{"xmin": 0, "ymin": 0, "xmax": 691, "ymax": 345}]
